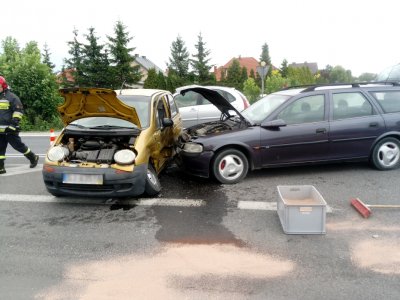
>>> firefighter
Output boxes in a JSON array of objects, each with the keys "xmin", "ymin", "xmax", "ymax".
[{"xmin": 0, "ymin": 76, "xmax": 39, "ymax": 174}]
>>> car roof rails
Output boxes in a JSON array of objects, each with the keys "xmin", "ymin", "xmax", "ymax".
[{"xmin": 298, "ymin": 81, "xmax": 400, "ymax": 93}]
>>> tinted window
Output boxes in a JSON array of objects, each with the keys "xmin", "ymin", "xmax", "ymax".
[
  {"xmin": 370, "ymin": 91, "xmax": 400, "ymax": 113},
  {"xmin": 332, "ymin": 92, "xmax": 373, "ymax": 120},
  {"xmin": 278, "ymin": 95, "xmax": 325, "ymax": 125},
  {"xmin": 214, "ymin": 89, "xmax": 236, "ymax": 103}
]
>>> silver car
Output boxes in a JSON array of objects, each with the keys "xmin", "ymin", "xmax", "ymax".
[{"xmin": 174, "ymin": 85, "xmax": 250, "ymax": 128}]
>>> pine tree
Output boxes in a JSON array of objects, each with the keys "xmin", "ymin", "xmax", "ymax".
[
  {"xmin": 81, "ymin": 27, "xmax": 110, "ymax": 87},
  {"xmin": 107, "ymin": 21, "xmax": 141, "ymax": 89},
  {"xmin": 280, "ymin": 59, "xmax": 289, "ymax": 78},
  {"xmin": 190, "ymin": 33, "xmax": 212, "ymax": 84},
  {"xmin": 64, "ymin": 29, "xmax": 84, "ymax": 87},
  {"xmin": 168, "ymin": 35, "xmax": 190, "ymax": 81},
  {"xmin": 156, "ymin": 71, "xmax": 166, "ymax": 90},
  {"xmin": 260, "ymin": 43, "xmax": 272, "ymax": 65},
  {"xmin": 42, "ymin": 43, "xmax": 55, "ymax": 71},
  {"xmin": 226, "ymin": 59, "xmax": 243, "ymax": 90},
  {"xmin": 143, "ymin": 68, "xmax": 158, "ymax": 88}
]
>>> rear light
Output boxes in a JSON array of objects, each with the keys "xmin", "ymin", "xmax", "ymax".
[
  {"xmin": 43, "ymin": 165, "xmax": 55, "ymax": 173},
  {"xmin": 240, "ymin": 95, "xmax": 250, "ymax": 109}
]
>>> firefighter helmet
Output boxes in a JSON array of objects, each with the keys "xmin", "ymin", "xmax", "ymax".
[{"xmin": 0, "ymin": 76, "xmax": 8, "ymax": 90}]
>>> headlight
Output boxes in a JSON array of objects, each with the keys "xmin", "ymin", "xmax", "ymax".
[
  {"xmin": 47, "ymin": 146, "xmax": 69, "ymax": 162},
  {"xmin": 114, "ymin": 149, "xmax": 136, "ymax": 165},
  {"xmin": 183, "ymin": 142, "xmax": 203, "ymax": 153}
]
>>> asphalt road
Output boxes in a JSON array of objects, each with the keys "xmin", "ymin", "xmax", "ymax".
[{"xmin": 1, "ymin": 135, "xmax": 399, "ymax": 299}]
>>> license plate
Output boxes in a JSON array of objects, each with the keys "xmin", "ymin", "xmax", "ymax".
[{"xmin": 62, "ymin": 173, "xmax": 103, "ymax": 185}]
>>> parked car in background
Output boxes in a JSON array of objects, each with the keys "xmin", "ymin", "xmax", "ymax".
[
  {"xmin": 174, "ymin": 85, "xmax": 250, "ymax": 128},
  {"xmin": 177, "ymin": 83, "xmax": 400, "ymax": 184},
  {"xmin": 42, "ymin": 87, "xmax": 181, "ymax": 197}
]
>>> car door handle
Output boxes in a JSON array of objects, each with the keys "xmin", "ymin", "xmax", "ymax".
[
  {"xmin": 369, "ymin": 122, "xmax": 379, "ymax": 127},
  {"xmin": 316, "ymin": 128, "xmax": 327, "ymax": 134}
]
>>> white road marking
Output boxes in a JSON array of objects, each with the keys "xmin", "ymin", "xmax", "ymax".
[
  {"xmin": 237, "ymin": 200, "xmax": 333, "ymax": 213},
  {"xmin": 0, "ymin": 194, "xmax": 205, "ymax": 207},
  {"xmin": 0, "ymin": 164, "xmax": 43, "ymax": 176}
]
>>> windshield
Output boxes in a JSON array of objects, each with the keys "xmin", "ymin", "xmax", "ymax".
[
  {"xmin": 376, "ymin": 64, "xmax": 400, "ymax": 82},
  {"xmin": 70, "ymin": 117, "xmax": 137, "ymax": 129},
  {"xmin": 117, "ymin": 95, "xmax": 151, "ymax": 127},
  {"xmin": 242, "ymin": 94, "xmax": 290, "ymax": 123}
]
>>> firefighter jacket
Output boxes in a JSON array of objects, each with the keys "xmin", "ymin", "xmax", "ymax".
[{"xmin": 0, "ymin": 90, "xmax": 24, "ymax": 133}]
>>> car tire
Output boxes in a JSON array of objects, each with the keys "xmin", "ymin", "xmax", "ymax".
[
  {"xmin": 145, "ymin": 164, "xmax": 161, "ymax": 196},
  {"xmin": 371, "ymin": 137, "xmax": 400, "ymax": 170},
  {"xmin": 212, "ymin": 149, "xmax": 248, "ymax": 184}
]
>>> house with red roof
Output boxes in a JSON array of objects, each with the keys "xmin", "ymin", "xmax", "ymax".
[{"xmin": 213, "ymin": 56, "xmax": 277, "ymax": 81}]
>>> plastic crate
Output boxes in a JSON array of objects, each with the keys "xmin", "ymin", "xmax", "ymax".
[{"xmin": 277, "ymin": 185, "xmax": 326, "ymax": 234}]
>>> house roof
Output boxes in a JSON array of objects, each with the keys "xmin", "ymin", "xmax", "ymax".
[
  {"xmin": 214, "ymin": 56, "xmax": 277, "ymax": 81},
  {"xmin": 289, "ymin": 62, "xmax": 319, "ymax": 74},
  {"xmin": 134, "ymin": 55, "xmax": 163, "ymax": 74}
]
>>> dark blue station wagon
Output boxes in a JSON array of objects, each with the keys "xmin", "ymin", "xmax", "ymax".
[{"xmin": 177, "ymin": 83, "xmax": 400, "ymax": 183}]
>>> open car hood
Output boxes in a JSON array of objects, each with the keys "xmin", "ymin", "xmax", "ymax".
[
  {"xmin": 178, "ymin": 86, "xmax": 248, "ymax": 123},
  {"xmin": 58, "ymin": 88, "xmax": 141, "ymax": 128}
]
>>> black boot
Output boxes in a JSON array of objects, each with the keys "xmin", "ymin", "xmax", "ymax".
[
  {"xmin": 0, "ymin": 159, "xmax": 5, "ymax": 174},
  {"xmin": 25, "ymin": 151, "xmax": 39, "ymax": 168}
]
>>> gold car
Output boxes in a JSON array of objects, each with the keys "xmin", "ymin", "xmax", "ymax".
[{"xmin": 42, "ymin": 87, "xmax": 181, "ymax": 197}]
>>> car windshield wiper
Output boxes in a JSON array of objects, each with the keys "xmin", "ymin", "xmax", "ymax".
[
  {"xmin": 88, "ymin": 125, "xmax": 136, "ymax": 129},
  {"xmin": 67, "ymin": 123, "xmax": 86, "ymax": 129}
]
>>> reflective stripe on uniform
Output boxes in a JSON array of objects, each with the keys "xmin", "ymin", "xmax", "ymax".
[
  {"xmin": 0, "ymin": 155, "xmax": 5, "ymax": 159},
  {"xmin": 0, "ymin": 125, "xmax": 7, "ymax": 132},
  {"xmin": 0, "ymin": 100, "xmax": 10, "ymax": 109},
  {"xmin": 24, "ymin": 148, "xmax": 31, "ymax": 155},
  {"xmin": 12, "ymin": 111, "xmax": 23, "ymax": 119}
]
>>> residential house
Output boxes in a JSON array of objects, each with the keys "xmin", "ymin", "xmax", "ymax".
[
  {"xmin": 214, "ymin": 56, "xmax": 277, "ymax": 81},
  {"xmin": 132, "ymin": 54, "xmax": 164, "ymax": 85},
  {"xmin": 289, "ymin": 62, "xmax": 319, "ymax": 74}
]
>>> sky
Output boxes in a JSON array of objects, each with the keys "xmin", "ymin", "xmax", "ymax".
[{"xmin": 2, "ymin": 0, "xmax": 400, "ymax": 77}]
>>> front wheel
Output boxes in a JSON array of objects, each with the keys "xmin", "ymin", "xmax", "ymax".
[
  {"xmin": 145, "ymin": 165, "xmax": 161, "ymax": 196},
  {"xmin": 371, "ymin": 137, "xmax": 400, "ymax": 170},
  {"xmin": 212, "ymin": 149, "xmax": 248, "ymax": 184}
]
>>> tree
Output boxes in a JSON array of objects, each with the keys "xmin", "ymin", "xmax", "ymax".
[
  {"xmin": 330, "ymin": 65, "xmax": 353, "ymax": 83},
  {"xmin": 156, "ymin": 71, "xmax": 166, "ymax": 90},
  {"xmin": 265, "ymin": 70, "xmax": 289, "ymax": 94},
  {"xmin": 64, "ymin": 29, "xmax": 84, "ymax": 87},
  {"xmin": 260, "ymin": 43, "xmax": 271, "ymax": 65},
  {"xmin": 107, "ymin": 20, "xmax": 141, "ymax": 89},
  {"xmin": 241, "ymin": 67, "xmax": 248, "ymax": 83},
  {"xmin": 287, "ymin": 66, "xmax": 316, "ymax": 86},
  {"xmin": 190, "ymin": 33, "xmax": 212, "ymax": 84},
  {"xmin": 143, "ymin": 68, "xmax": 158, "ymax": 88},
  {"xmin": 226, "ymin": 59, "xmax": 243, "ymax": 90},
  {"xmin": 80, "ymin": 27, "xmax": 110, "ymax": 87},
  {"xmin": 0, "ymin": 39, "xmax": 62, "ymax": 130},
  {"xmin": 243, "ymin": 78, "xmax": 260, "ymax": 104},
  {"xmin": 280, "ymin": 59, "xmax": 289, "ymax": 78},
  {"xmin": 168, "ymin": 35, "xmax": 190, "ymax": 81},
  {"xmin": 260, "ymin": 42, "xmax": 272, "ymax": 77},
  {"xmin": 357, "ymin": 72, "xmax": 376, "ymax": 82},
  {"xmin": 42, "ymin": 43, "xmax": 55, "ymax": 71}
]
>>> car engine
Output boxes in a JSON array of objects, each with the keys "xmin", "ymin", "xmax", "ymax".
[{"xmin": 57, "ymin": 134, "xmax": 136, "ymax": 164}]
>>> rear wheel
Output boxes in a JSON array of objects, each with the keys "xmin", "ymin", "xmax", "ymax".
[
  {"xmin": 212, "ymin": 149, "xmax": 248, "ymax": 184},
  {"xmin": 371, "ymin": 137, "xmax": 400, "ymax": 170},
  {"xmin": 145, "ymin": 164, "xmax": 161, "ymax": 196}
]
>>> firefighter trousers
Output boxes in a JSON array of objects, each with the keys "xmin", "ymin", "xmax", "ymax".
[{"xmin": 0, "ymin": 132, "xmax": 30, "ymax": 159}]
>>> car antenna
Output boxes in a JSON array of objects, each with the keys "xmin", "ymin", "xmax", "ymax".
[{"xmin": 119, "ymin": 80, "xmax": 126, "ymax": 94}]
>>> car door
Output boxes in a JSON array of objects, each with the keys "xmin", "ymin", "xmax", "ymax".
[
  {"xmin": 174, "ymin": 91, "xmax": 199, "ymax": 128},
  {"xmin": 328, "ymin": 91, "xmax": 386, "ymax": 159},
  {"xmin": 260, "ymin": 93, "xmax": 330, "ymax": 166},
  {"xmin": 151, "ymin": 96, "xmax": 174, "ymax": 171}
]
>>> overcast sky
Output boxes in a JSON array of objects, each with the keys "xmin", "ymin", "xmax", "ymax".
[{"xmin": 2, "ymin": 0, "xmax": 399, "ymax": 76}]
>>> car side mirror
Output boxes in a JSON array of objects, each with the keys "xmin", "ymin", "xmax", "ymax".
[
  {"xmin": 162, "ymin": 118, "xmax": 174, "ymax": 127},
  {"xmin": 261, "ymin": 119, "xmax": 287, "ymax": 128}
]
